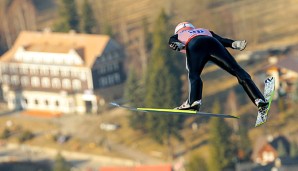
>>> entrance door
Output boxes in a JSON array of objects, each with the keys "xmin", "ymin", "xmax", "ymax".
[{"xmin": 85, "ymin": 101, "xmax": 92, "ymax": 114}]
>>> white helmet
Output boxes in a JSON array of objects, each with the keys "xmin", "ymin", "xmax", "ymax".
[{"xmin": 174, "ymin": 22, "xmax": 195, "ymax": 34}]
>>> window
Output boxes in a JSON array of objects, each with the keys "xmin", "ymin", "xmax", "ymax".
[
  {"xmin": 113, "ymin": 63, "xmax": 119, "ymax": 70},
  {"xmin": 40, "ymin": 67, "xmax": 49, "ymax": 75},
  {"xmin": 3, "ymin": 75, "xmax": 10, "ymax": 84},
  {"xmin": 107, "ymin": 53, "xmax": 112, "ymax": 60},
  {"xmin": 55, "ymin": 101, "xmax": 60, "ymax": 107},
  {"xmin": 51, "ymin": 68, "xmax": 60, "ymax": 76},
  {"xmin": 72, "ymin": 79, "xmax": 81, "ymax": 90},
  {"xmin": 107, "ymin": 65, "xmax": 113, "ymax": 72},
  {"xmin": 114, "ymin": 52, "xmax": 120, "ymax": 59},
  {"xmin": 34, "ymin": 99, "xmax": 39, "ymax": 105},
  {"xmin": 9, "ymin": 65, "xmax": 18, "ymax": 74},
  {"xmin": 100, "ymin": 77, "xmax": 108, "ymax": 87},
  {"xmin": 1, "ymin": 65, "xmax": 8, "ymax": 73},
  {"xmin": 114, "ymin": 73, "xmax": 121, "ymax": 83},
  {"xmin": 61, "ymin": 69, "xmax": 70, "ymax": 77},
  {"xmin": 30, "ymin": 67, "xmax": 39, "ymax": 75},
  {"xmin": 79, "ymin": 72, "xmax": 86, "ymax": 81},
  {"xmin": 62, "ymin": 79, "xmax": 71, "ymax": 89},
  {"xmin": 101, "ymin": 55, "xmax": 106, "ymax": 62},
  {"xmin": 110, "ymin": 53, "xmax": 115, "ymax": 60},
  {"xmin": 20, "ymin": 66, "xmax": 28, "ymax": 74},
  {"xmin": 108, "ymin": 75, "xmax": 115, "ymax": 85},
  {"xmin": 31, "ymin": 77, "xmax": 40, "ymax": 87},
  {"xmin": 52, "ymin": 78, "xmax": 61, "ymax": 89},
  {"xmin": 98, "ymin": 74, "xmax": 121, "ymax": 87},
  {"xmin": 23, "ymin": 98, "xmax": 28, "ymax": 105},
  {"xmin": 41, "ymin": 77, "xmax": 50, "ymax": 88},
  {"xmin": 100, "ymin": 66, "xmax": 106, "ymax": 74},
  {"xmin": 71, "ymin": 71, "xmax": 79, "ymax": 77},
  {"xmin": 21, "ymin": 77, "xmax": 29, "ymax": 86},
  {"xmin": 45, "ymin": 100, "xmax": 49, "ymax": 106},
  {"xmin": 11, "ymin": 75, "xmax": 19, "ymax": 85}
]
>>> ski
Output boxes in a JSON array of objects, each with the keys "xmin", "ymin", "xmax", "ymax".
[
  {"xmin": 110, "ymin": 102, "xmax": 239, "ymax": 119},
  {"xmin": 255, "ymin": 77, "xmax": 275, "ymax": 127}
]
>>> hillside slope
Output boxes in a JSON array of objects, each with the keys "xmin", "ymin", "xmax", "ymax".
[
  {"xmin": 35, "ymin": 0, "xmax": 298, "ymax": 49},
  {"xmin": 87, "ymin": 0, "xmax": 298, "ymax": 48}
]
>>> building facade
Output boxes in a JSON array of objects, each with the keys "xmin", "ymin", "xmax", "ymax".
[{"xmin": 0, "ymin": 31, "xmax": 125, "ymax": 114}]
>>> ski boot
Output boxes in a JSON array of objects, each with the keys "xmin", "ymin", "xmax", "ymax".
[{"xmin": 175, "ymin": 100, "xmax": 201, "ymax": 111}]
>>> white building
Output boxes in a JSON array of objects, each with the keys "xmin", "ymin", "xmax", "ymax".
[{"xmin": 0, "ymin": 31, "xmax": 125, "ymax": 114}]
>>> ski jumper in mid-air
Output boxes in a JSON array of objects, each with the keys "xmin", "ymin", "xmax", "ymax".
[{"xmin": 169, "ymin": 22, "xmax": 268, "ymax": 111}]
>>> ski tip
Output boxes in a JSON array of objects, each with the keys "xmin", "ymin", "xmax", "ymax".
[
  {"xmin": 265, "ymin": 76, "xmax": 275, "ymax": 83},
  {"xmin": 229, "ymin": 115, "xmax": 240, "ymax": 119},
  {"xmin": 228, "ymin": 115, "xmax": 240, "ymax": 119},
  {"xmin": 255, "ymin": 119, "xmax": 267, "ymax": 127},
  {"xmin": 255, "ymin": 122, "xmax": 265, "ymax": 127}
]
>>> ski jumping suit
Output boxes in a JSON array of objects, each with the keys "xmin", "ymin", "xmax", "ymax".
[{"xmin": 169, "ymin": 28, "xmax": 266, "ymax": 106}]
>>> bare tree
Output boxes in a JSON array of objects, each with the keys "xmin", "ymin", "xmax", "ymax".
[{"xmin": 0, "ymin": 0, "xmax": 37, "ymax": 49}]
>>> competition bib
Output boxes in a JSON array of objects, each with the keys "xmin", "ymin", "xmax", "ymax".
[{"xmin": 178, "ymin": 28, "xmax": 212, "ymax": 45}]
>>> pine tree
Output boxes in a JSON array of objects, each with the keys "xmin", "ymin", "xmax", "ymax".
[
  {"xmin": 54, "ymin": 0, "xmax": 80, "ymax": 32},
  {"xmin": 208, "ymin": 99, "xmax": 235, "ymax": 171},
  {"xmin": 290, "ymin": 142, "xmax": 298, "ymax": 158},
  {"xmin": 238, "ymin": 114, "xmax": 252, "ymax": 161},
  {"xmin": 124, "ymin": 68, "xmax": 146, "ymax": 130},
  {"xmin": 144, "ymin": 9, "xmax": 183, "ymax": 145},
  {"xmin": 186, "ymin": 153, "xmax": 208, "ymax": 171},
  {"xmin": 139, "ymin": 17, "xmax": 152, "ymax": 75},
  {"xmin": 103, "ymin": 24, "xmax": 114, "ymax": 38},
  {"xmin": 81, "ymin": 0, "xmax": 97, "ymax": 34},
  {"xmin": 277, "ymin": 141, "xmax": 288, "ymax": 157},
  {"xmin": 142, "ymin": 17, "xmax": 152, "ymax": 53},
  {"xmin": 53, "ymin": 153, "xmax": 70, "ymax": 171}
]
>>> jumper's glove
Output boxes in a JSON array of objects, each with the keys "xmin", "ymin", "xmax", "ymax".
[
  {"xmin": 232, "ymin": 40, "xmax": 247, "ymax": 51},
  {"xmin": 169, "ymin": 42, "xmax": 185, "ymax": 51}
]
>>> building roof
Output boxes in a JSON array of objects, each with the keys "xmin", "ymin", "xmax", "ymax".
[
  {"xmin": 269, "ymin": 135, "xmax": 290, "ymax": 155},
  {"xmin": 259, "ymin": 144, "xmax": 276, "ymax": 153},
  {"xmin": 0, "ymin": 30, "xmax": 111, "ymax": 67}
]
